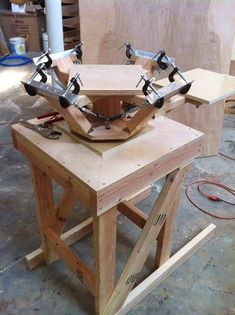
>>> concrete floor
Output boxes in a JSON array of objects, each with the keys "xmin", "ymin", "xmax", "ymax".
[{"xmin": 0, "ymin": 62, "xmax": 234, "ymax": 315}]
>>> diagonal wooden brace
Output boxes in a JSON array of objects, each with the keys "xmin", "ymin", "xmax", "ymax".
[
  {"xmin": 44, "ymin": 226, "xmax": 96, "ymax": 295},
  {"xmin": 103, "ymin": 166, "xmax": 188, "ymax": 315}
]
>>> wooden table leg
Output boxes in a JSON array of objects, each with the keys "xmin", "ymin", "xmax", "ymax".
[
  {"xmin": 102, "ymin": 167, "xmax": 188, "ymax": 315},
  {"xmin": 154, "ymin": 193, "xmax": 180, "ymax": 268},
  {"xmin": 30, "ymin": 162, "xmax": 57, "ymax": 264},
  {"xmin": 93, "ymin": 207, "xmax": 117, "ymax": 315}
]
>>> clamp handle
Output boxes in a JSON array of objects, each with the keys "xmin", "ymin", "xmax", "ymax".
[
  {"xmin": 137, "ymin": 75, "xmax": 164, "ymax": 109},
  {"xmin": 125, "ymin": 42, "xmax": 133, "ymax": 59},
  {"xmin": 23, "ymin": 83, "xmax": 37, "ymax": 96},
  {"xmin": 119, "ymin": 42, "xmax": 134, "ymax": 59},
  {"xmin": 70, "ymin": 75, "xmax": 81, "ymax": 94},
  {"xmin": 36, "ymin": 65, "xmax": 47, "ymax": 83},
  {"xmin": 74, "ymin": 42, "xmax": 84, "ymax": 60},
  {"xmin": 142, "ymin": 79, "xmax": 164, "ymax": 108},
  {"xmin": 168, "ymin": 67, "xmax": 179, "ymax": 82},
  {"xmin": 38, "ymin": 49, "xmax": 53, "ymax": 69},
  {"xmin": 59, "ymin": 73, "xmax": 83, "ymax": 108},
  {"xmin": 157, "ymin": 50, "xmax": 168, "ymax": 70},
  {"xmin": 142, "ymin": 79, "xmax": 152, "ymax": 96},
  {"xmin": 23, "ymin": 64, "xmax": 48, "ymax": 96}
]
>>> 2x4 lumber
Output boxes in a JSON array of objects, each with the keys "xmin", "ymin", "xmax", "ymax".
[
  {"xmin": 93, "ymin": 96, "xmax": 123, "ymax": 118},
  {"xmin": 30, "ymin": 163, "xmax": 57, "ymax": 264},
  {"xmin": 44, "ymin": 226, "xmax": 96, "ymax": 296},
  {"xmin": 164, "ymin": 95, "xmax": 186, "ymax": 113},
  {"xmin": 93, "ymin": 207, "xmax": 117, "ymax": 314},
  {"xmin": 124, "ymin": 107, "xmax": 156, "ymax": 134},
  {"xmin": 122, "ymin": 94, "xmax": 185, "ymax": 114},
  {"xmin": 229, "ymin": 59, "xmax": 235, "ymax": 76},
  {"xmin": 134, "ymin": 57, "xmax": 155, "ymax": 73},
  {"xmin": 118, "ymin": 196, "xmax": 180, "ymax": 267},
  {"xmin": 26, "ymin": 218, "xmax": 93, "ymax": 270},
  {"xmin": 115, "ymin": 224, "xmax": 216, "ymax": 315},
  {"xmin": 44, "ymin": 96, "xmax": 92, "ymax": 135},
  {"xmin": 117, "ymin": 200, "xmax": 148, "ymax": 229},
  {"xmin": 53, "ymin": 190, "xmax": 76, "ymax": 235},
  {"xmin": 103, "ymin": 167, "xmax": 187, "ymax": 315},
  {"xmin": 25, "ymin": 186, "xmax": 152, "ymax": 270},
  {"xmin": 155, "ymin": 194, "xmax": 180, "ymax": 268}
]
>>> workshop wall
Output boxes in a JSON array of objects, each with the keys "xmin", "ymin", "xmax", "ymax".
[{"xmin": 79, "ymin": 0, "xmax": 235, "ymax": 73}]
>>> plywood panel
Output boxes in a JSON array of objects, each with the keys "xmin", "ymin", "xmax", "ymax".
[
  {"xmin": 79, "ymin": 0, "xmax": 235, "ymax": 73},
  {"xmin": 12, "ymin": 116, "xmax": 203, "ymax": 192},
  {"xmin": 155, "ymin": 68, "xmax": 235, "ymax": 104},
  {"xmin": 165, "ymin": 101, "xmax": 224, "ymax": 156}
]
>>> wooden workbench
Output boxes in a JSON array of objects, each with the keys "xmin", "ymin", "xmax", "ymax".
[{"xmin": 12, "ymin": 116, "xmax": 215, "ymax": 314}]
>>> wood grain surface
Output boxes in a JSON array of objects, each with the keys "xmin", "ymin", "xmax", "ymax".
[
  {"xmin": 69, "ymin": 64, "xmax": 146, "ymax": 95},
  {"xmin": 155, "ymin": 68, "xmax": 235, "ymax": 104},
  {"xmin": 12, "ymin": 116, "xmax": 203, "ymax": 192},
  {"xmin": 79, "ymin": 0, "xmax": 235, "ymax": 73}
]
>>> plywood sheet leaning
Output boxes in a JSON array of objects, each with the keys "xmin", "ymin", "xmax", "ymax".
[{"xmin": 79, "ymin": 0, "xmax": 235, "ymax": 73}]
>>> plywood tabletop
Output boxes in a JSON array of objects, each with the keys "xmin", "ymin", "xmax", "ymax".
[
  {"xmin": 12, "ymin": 116, "xmax": 203, "ymax": 193},
  {"xmin": 155, "ymin": 68, "xmax": 235, "ymax": 104},
  {"xmin": 69, "ymin": 64, "xmax": 146, "ymax": 96}
]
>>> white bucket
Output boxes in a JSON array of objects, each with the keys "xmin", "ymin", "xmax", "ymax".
[
  {"xmin": 9, "ymin": 37, "xmax": 26, "ymax": 55},
  {"xmin": 42, "ymin": 32, "xmax": 49, "ymax": 51}
]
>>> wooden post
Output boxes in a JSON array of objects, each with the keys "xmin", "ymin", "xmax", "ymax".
[
  {"xmin": 93, "ymin": 207, "xmax": 117, "ymax": 314},
  {"xmin": 103, "ymin": 167, "xmax": 187, "ymax": 315},
  {"xmin": 30, "ymin": 163, "xmax": 57, "ymax": 264},
  {"xmin": 93, "ymin": 96, "xmax": 123, "ymax": 118}
]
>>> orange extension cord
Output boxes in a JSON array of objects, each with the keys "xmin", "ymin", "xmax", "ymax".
[{"xmin": 185, "ymin": 179, "xmax": 235, "ymax": 220}]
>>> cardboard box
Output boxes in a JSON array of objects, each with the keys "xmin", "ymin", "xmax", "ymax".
[{"xmin": 0, "ymin": 10, "xmax": 46, "ymax": 51}]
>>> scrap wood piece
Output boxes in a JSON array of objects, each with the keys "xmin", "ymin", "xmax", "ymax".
[
  {"xmin": 124, "ymin": 107, "xmax": 157, "ymax": 135},
  {"xmin": 53, "ymin": 55, "xmax": 78, "ymax": 85},
  {"xmin": 103, "ymin": 167, "xmax": 188, "ymax": 315},
  {"xmin": 115, "ymin": 223, "xmax": 216, "ymax": 315},
  {"xmin": 122, "ymin": 94, "xmax": 185, "ymax": 136},
  {"xmin": 44, "ymin": 95, "xmax": 92, "ymax": 135}
]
